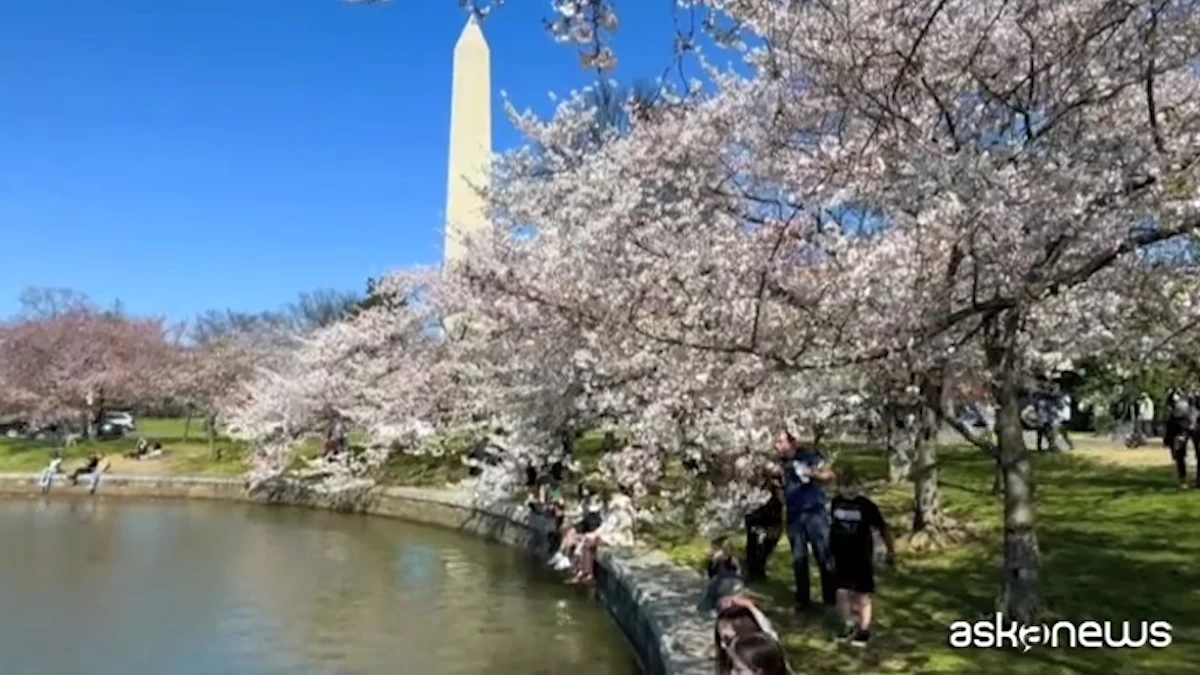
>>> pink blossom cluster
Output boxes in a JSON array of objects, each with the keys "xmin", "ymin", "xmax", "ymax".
[{"xmin": 233, "ymin": 1, "xmax": 1200, "ymax": 538}]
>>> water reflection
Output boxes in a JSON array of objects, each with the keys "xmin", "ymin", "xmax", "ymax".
[{"xmin": 0, "ymin": 499, "xmax": 637, "ymax": 675}]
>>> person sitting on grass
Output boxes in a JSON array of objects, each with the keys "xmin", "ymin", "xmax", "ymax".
[
  {"xmin": 568, "ymin": 489, "xmax": 635, "ymax": 585},
  {"xmin": 127, "ymin": 437, "xmax": 149, "ymax": 459},
  {"xmin": 829, "ymin": 466, "xmax": 895, "ymax": 648},
  {"xmin": 70, "ymin": 453, "xmax": 100, "ymax": 485}
]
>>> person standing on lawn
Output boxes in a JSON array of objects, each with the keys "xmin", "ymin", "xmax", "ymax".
[
  {"xmin": 829, "ymin": 466, "xmax": 895, "ymax": 648},
  {"xmin": 1054, "ymin": 386, "xmax": 1075, "ymax": 451},
  {"xmin": 1166, "ymin": 387, "xmax": 1198, "ymax": 488},
  {"xmin": 739, "ymin": 450, "xmax": 783, "ymax": 582},
  {"xmin": 1137, "ymin": 392, "xmax": 1156, "ymax": 441},
  {"xmin": 774, "ymin": 426, "xmax": 837, "ymax": 615}
]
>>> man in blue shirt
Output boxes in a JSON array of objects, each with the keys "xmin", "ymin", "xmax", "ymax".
[{"xmin": 775, "ymin": 428, "xmax": 837, "ymax": 613}]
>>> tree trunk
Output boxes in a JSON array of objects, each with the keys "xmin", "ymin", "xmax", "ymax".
[
  {"xmin": 988, "ymin": 312, "xmax": 1041, "ymax": 622},
  {"xmin": 183, "ymin": 410, "xmax": 192, "ymax": 442},
  {"xmin": 886, "ymin": 405, "xmax": 916, "ymax": 484},
  {"xmin": 996, "ymin": 381, "xmax": 1040, "ymax": 621},
  {"xmin": 912, "ymin": 372, "xmax": 945, "ymax": 532},
  {"xmin": 912, "ymin": 438, "xmax": 940, "ymax": 530},
  {"xmin": 85, "ymin": 389, "xmax": 99, "ymax": 440},
  {"xmin": 206, "ymin": 413, "xmax": 218, "ymax": 459}
]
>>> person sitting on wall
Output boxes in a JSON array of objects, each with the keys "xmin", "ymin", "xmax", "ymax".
[
  {"xmin": 548, "ymin": 482, "xmax": 604, "ymax": 572},
  {"xmin": 39, "ymin": 455, "xmax": 64, "ymax": 494},
  {"xmin": 70, "ymin": 453, "xmax": 100, "ymax": 486},
  {"xmin": 88, "ymin": 455, "xmax": 112, "ymax": 494},
  {"xmin": 569, "ymin": 489, "xmax": 636, "ymax": 585}
]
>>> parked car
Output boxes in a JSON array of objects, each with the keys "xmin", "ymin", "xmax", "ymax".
[
  {"xmin": 97, "ymin": 411, "xmax": 135, "ymax": 438},
  {"xmin": 102, "ymin": 411, "xmax": 135, "ymax": 432},
  {"xmin": 0, "ymin": 418, "xmax": 27, "ymax": 437}
]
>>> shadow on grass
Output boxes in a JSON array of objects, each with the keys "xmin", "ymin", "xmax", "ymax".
[{"xmin": 655, "ymin": 445, "xmax": 1199, "ymax": 674}]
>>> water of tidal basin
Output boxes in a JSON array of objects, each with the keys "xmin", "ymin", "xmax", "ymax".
[{"xmin": 0, "ymin": 498, "xmax": 640, "ymax": 675}]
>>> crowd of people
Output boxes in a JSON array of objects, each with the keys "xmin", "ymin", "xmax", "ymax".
[
  {"xmin": 524, "ymin": 426, "xmax": 898, "ymax": 674},
  {"xmin": 733, "ymin": 430, "xmax": 895, "ymax": 646},
  {"xmin": 526, "ymin": 458, "xmax": 637, "ymax": 586}
]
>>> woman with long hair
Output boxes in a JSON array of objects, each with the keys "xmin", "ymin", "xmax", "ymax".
[
  {"xmin": 721, "ymin": 633, "xmax": 790, "ymax": 675},
  {"xmin": 713, "ymin": 600, "xmax": 790, "ymax": 675},
  {"xmin": 570, "ymin": 490, "xmax": 635, "ymax": 584}
]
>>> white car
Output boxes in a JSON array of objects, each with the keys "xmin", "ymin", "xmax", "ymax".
[{"xmin": 102, "ymin": 412, "xmax": 136, "ymax": 432}]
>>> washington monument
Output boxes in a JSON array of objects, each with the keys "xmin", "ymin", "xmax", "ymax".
[{"xmin": 444, "ymin": 15, "xmax": 492, "ymax": 267}]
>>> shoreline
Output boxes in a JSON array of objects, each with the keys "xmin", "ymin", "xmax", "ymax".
[{"xmin": 0, "ymin": 472, "xmax": 712, "ymax": 675}]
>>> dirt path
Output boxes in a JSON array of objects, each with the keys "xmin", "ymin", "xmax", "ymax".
[{"xmin": 106, "ymin": 456, "xmax": 177, "ymax": 474}]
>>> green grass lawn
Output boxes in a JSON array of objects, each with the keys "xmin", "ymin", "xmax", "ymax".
[
  {"xmin": 0, "ymin": 417, "xmax": 249, "ymax": 476},
  {"xmin": 651, "ymin": 445, "xmax": 1198, "ymax": 674}
]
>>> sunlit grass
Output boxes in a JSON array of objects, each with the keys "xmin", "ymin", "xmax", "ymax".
[
  {"xmin": 0, "ymin": 417, "xmax": 248, "ymax": 477},
  {"xmin": 650, "ymin": 444, "xmax": 1198, "ymax": 674}
]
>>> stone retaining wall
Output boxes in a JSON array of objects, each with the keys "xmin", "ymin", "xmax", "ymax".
[{"xmin": 0, "ymin": 473, "xmax": 711, "ymax": 675}]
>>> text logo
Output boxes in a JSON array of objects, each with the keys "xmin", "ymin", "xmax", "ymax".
[{"xmin": 947, "ymin": 614, "xmax": 1172, "ymax": 652}]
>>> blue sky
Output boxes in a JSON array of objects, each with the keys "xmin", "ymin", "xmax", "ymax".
[{"xmin": 0, "ymin": 0, "xmax": 689, "ymax": 321}]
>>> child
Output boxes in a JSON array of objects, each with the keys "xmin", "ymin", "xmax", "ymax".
[
  {"xmin": 698, "ymin": 537, "xmax": 745, "ymax": 612},
  {"xmin": 829, "ymin": 466, "xmax": 895, "ymax": 647}
]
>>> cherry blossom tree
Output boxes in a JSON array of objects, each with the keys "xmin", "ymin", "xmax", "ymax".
[
  {"xmin": 168, "ymin": 333, "xmax": 280, "ymax": 453},
  {"xmin": 340, "ymin": 0, "xmax": 1200, "ymax": 619},
  {"xmin": 0, "ymin": 306, "xmax": 176, "ymax": 436},
  {"xmin": 446, "ymin": 0, "xmax": 1200, "ymax": 621},
  {"xmin": 226, "ymin": 270, "xmax": 464, "ymax": 498}
]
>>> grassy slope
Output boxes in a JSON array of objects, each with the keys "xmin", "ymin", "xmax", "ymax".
[
  {"xmin": 652, "ymin": 445, "xmax": 1198, "ymax": 674},
  {"xmin": 3, "ymin": 421, "xmax": 1193, "ymax": 672}
]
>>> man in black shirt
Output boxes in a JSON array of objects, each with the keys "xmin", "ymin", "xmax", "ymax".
[{"xmin": 829, "ymin": 466, "xmax": 894, "ymax": 648}]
